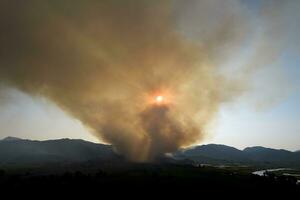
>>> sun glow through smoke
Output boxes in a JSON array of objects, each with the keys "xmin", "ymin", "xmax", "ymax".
[
  {"xmin": 146, "ymin": 88, "xmax": 174, "ymax": 107},
  {"xmin": 155, "ymin": 95, "xmax": 163, "ymax": 103}
]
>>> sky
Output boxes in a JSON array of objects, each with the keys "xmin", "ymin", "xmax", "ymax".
[{"xmin": 0, "ymin": 0, "xmax": 299, "ymax": 153}]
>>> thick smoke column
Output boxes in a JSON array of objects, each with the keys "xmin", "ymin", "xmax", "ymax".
[{"xmin": 0, "ymin": 0, "xmax": 290, "ymax": 161}]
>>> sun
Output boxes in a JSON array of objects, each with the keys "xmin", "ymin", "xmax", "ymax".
[
  {"xmin": 145, "ymin": 89, "xmax": 173, "ymax": 106},
  {"xmin": 155, "ymin": 95, "xmax": 164, "ymax": 103}
]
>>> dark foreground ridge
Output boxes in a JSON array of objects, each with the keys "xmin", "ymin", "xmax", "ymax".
[{"xmin": 0, "ymin": 163, "xmax": 299, "ymax": 196}]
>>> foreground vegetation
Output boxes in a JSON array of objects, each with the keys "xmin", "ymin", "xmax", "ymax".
[{"xmin": 0, "ymin": 163, "xmax": 299, "ymax": 196}]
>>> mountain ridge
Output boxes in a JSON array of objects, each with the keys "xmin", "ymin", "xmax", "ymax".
[
  {"xmin": 0, "ymin": 137, "xmax": 119, "ymax": 166},
  {"xmin": 0, "ymin": 136, "xmax": 299, "ymax": 168},
  {"xmin": 175, "ymin": 144, "xmax": 300, "ymax": 168},
  {"xmin": 1, "ymin": 136, "xmax": 23, "ymax": 141}
]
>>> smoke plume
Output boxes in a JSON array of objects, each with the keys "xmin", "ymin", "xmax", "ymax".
[{"xmin": 0, "ymin": 0, "xmax": 293, "ymax": 161}]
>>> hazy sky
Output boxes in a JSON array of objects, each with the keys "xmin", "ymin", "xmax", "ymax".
[{"xmin": 0, "ymin": 0, "xmax": 299, "ymax": 151}]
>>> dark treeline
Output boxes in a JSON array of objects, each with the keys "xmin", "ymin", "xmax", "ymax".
[{"xmin": 0, "ymin": 164, "xmax": 299, "ymax": 197}]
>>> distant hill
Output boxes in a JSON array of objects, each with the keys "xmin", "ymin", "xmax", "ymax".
[
  {"xmin": 1, "ymin": 136, "xmax": 23, "ymax": 141},
  {"xmin": 0, "ymin": 137, "xmax": 299, "ymax": 168},
  {"xmin": 243, "ymin": 146, "xmax": 296, "ymax": 162},
  {"xmin": 0, "ymin": 137, "xmax": 119, "ymax": 167},
  {"xmin": 174, "ymin": 144, "xmax": 249, "ymax": 164},
  {"xmin": 174, "ymin": 144, "xmax": 300, "ymax": 168}
]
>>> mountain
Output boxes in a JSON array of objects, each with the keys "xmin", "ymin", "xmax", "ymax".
[
  {"xmin": 175, "ymin": 144, "xmax": 300, "ymax": 168},
  {"xmin": 243, "ymin": 146, "xmax": 295, "ymax": 162},
  {"xmin": 0, "ymin": 137, "xmax": 299, "ymax": 168},
  {"xmin": 1, "ymin": 136, "xmax": 23, "ymax": 141},
  {"xmin": 0, "ymin": 137, "xmax": 119, "ymax": 166},
  {"xmin": 175, "ymin": 144, "xmax": 248, "ymax": 164}
]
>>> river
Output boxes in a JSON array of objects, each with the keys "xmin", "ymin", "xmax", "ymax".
[
  {"xmin": 252, "ymin": 168, "xmax": 300, "ymax": 184},
  {"xmin": 252, "ymin": 168, "xmax": 292, "ymax": 176}
]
